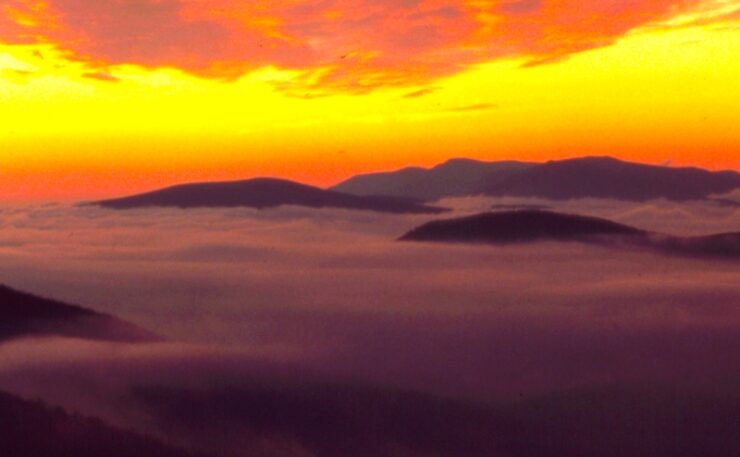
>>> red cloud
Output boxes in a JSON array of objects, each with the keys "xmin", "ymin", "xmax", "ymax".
[{"xmin": 0, "ymin": 0, "xmax": 718, "ymax": 91}]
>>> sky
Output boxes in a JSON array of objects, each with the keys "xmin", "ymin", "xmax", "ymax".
[{"xmin": 1, "ymin": 0, "xmax": 739, "ymax": 201}]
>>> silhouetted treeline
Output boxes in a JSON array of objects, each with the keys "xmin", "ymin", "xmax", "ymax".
[
  {"xmin": 0, "ymin": 390, "xmax": 204, "ymax": 457},
  {"xmin": 131, "ymin": 381, "xmax": 740, "ymax": 457}
]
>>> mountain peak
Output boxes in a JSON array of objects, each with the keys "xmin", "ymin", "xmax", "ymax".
[{"xmin": 92, "ymin": 177, "xmax": 447, "ymax": 214}]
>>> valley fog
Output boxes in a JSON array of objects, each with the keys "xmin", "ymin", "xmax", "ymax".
[
  {"xmin": 0, "ymin": 196, "xmax": 738, "ymax": 456},
  {"xmin": 0, "ymin": 197, "xmax": 738, "ymax": 398}
]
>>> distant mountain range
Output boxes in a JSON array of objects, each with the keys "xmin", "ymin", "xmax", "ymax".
[
  {"xmin": 93, "ymin": 178, "xmax": 447, "ymax": 214},
  {"xmin": 400, "ymin": 210, "xmax": 740, "ymax": 260},
  {"xmin": 0, "ymin": 285, "xmax": 159, "ymax": 342},
  {"xmin": 485, "ymin": 157, "xmax": 740, "ymax": 201},
  {"xmin": 333, "ymin": 156, "xmax": 740, "ymax": 202},
  {"xmin": 332, "ymin": 158, "xmax": 533, "ymax": 201},
  {"xmin": 90, "ymin": 157, "xmax": 740, "ymax": 211}
]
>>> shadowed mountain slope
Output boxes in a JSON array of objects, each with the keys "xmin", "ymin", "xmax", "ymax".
[
  {"xmin": 0, "ymin": 390, "xmax": 203, "ymax": 457},
  {"xmin": 485, "ymin": 156, "xmax": 740, "ymax": 201},
  {"xmin": 0, "ymin": 285, "xmax": 160, "ymax": 342},
  {"xmin": 507, "ymin": 386, "xmax": 740, "ymax": 457},
  {"xmin": 400, "ymin": 210, "xmax": 740, "ymax": 260},
  {"xmin": 331, "ymin": 158, "xmax": 534, "ymax": 200},
  {"xmin": 130, "ymin": 382, "xmax": 740, "ymax": 457},
  {"xmin": 132, "ymin": 382, "xmax": 515, "ymax": 457},
  {"xmin": 93, "ymin": 178, "xmax": 447, "ymax": 214}
]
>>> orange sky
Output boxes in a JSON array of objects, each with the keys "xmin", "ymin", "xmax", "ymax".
[{"xmin": 1, "ymin": 0, "xmax": 739, "ymax": 201}]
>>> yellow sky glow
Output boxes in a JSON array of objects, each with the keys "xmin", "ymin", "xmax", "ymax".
[{"xmin": 0, "ymin": 0, "xmax": 739, "ymax": 201}]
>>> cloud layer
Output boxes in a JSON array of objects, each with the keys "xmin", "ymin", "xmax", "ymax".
[
  {"xmin": 0, "ymin": 197, "xmax": 738, "ymax": 456},
  {"xmin": 0, "ymin": 197, "xmax": 738, "ymax": 400},
  {"xmin": 2, "ymin": 0, "xmax": 730, "ymax": 90}
]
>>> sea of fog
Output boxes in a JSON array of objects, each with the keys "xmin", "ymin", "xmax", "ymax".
[{"xmin": 0, "ymin": 194, "xmax": 738, "ymax": 454}]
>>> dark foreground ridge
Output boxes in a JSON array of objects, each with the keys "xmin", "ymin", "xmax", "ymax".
[
  {"xmin": 3, "ymin": 379, "xmax": 738, "ymax": 457},
  {"xmin": 399, "ymin": 210, "xmax": 740, "ymax": 259},
  {"xmin": 333, "ymin": 156, "xmax": 740, "ymax": 202},
  {"xmin": 0, "ymin": 390, "xmax": 203, "ymax": 457},
  {"xmin": 92, "ymin": 178, "xmax": 447, "ymax": 214},
  {"xmin": 0, "ymin": 284, "xmax": 160, "ymax": 342},
  {"xmin": 128, "ymin": 381, "xmax": 740, "ymax": 457}
]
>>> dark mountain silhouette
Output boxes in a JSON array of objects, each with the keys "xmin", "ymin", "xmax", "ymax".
[
  {"xmin": 0, "ymin": 285, "xmax": 160, "ymax": 342},
  {"xmin": 0, "ymin": 390, "xmax": 203, "ymax": 457},
  {"xmin": 333, "ymin": 156, "xmax": 740, "ymax": 202},
  {"xmin": 399, "ymin": 210, "xmax": 740, "ymax": 260},
  {"xmin": 3, "ymin": 378, "xmax": 735, "ymax": 457},
  {"xmin": 93, "ymin": 178, "xmax": 447, "ymax": 214},
  {"xmin": 130, "ymin": 382, "xmax": 740, "ymax": 457},
  {"xmin": 400, "ymin": 210, "xmax": 646, "ymax": 244},
  {"xmin": 132, "ymin": 382, "xmax": 516, "ymax": 457},
  {"xmin": 485, "ymin": 156, "xmax": 740, "ymax": 201},
  {"xmin": 507, "ymin": 386, "xmax": 740, "ymax": 457},
  {"xmin": 331, "ymin": 158, "xmax": 534, "ymax": 200}
]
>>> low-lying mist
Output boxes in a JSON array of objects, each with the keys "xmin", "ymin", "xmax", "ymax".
[
  {"xmin": 0, "ymin": 196, "xmax": 738, "ymax": 455},
  {"xmin": 0, "ymin": 197, "xmax": 738, "ymax": 370}
]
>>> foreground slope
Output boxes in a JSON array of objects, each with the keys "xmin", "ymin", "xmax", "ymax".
[
  {"xmin": 400, "ymin": 210, "xmax": 740, "ymax": 259},
  {"xmin": 0, "ymin": 390, "xmax": 202, "ymax": 457},
  {"xmin": 93, "ymin": 178, "xmax": 447, "ymax": 214},
  {"xmin": 130, "ymin": 382, "xmax": 740, "ymax": 457},
  {"xmin": 0, "ymin": 285, "xmax": 159, "ymax": 342},
  {"xmin": 5, "ymin": 380, "xmax": 736, "ymax": 457}
]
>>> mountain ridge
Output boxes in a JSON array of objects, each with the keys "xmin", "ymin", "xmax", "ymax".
[
  {"xmin": 0, "ymin": 284, "xmax": 160, "ymax": 343},
  {"xmin": 399, "ymin": 210, "xmax": 740, "ymax": 260},
  {"xmin": 485, "ymin": 156, "xmax": 740, "ymax": 201},
  {"xmin": 331, "ymin": 158, "xmax": 535, "ymax": 200},
  {"xmin": 333, "ymin": 156, "xmax": 740, "ymax": 202},
  {"xmin": 92, "ymin": 177, "xmax": 447, "ymax": 214}
]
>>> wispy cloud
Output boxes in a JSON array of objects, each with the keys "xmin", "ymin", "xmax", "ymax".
[
  {"xmin": 445, "ymin": 102, "xmax": 498, "ymax": 113},
  {"xmin": 0, "ymin": 200, "xmax": 738, "ymax": 408},
  {"xmin": 82, "ymin": 71, "xmax": 120, "ymax": 82},
  {"xmin": 402, "ymin": 87, "xmax": 438, "ymax": 98}
]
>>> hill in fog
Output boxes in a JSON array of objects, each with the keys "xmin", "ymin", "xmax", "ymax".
[
  {"xmin": 93, "ymin": 178, "xmax": 447, "ymax": 214},
  {"xmin": 0, "ymin": 285, "xmax": 160, "ymax": 343},
  {"xmin": 400, "ymin": 210, "xmax": 740, "ymax": 259}
]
